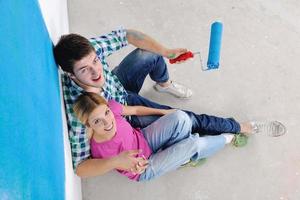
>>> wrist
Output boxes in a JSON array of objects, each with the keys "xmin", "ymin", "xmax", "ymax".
[
  {"xmin": 161, "ymin": 48, "xmax": 171, "ymax": 58},
  {"xmin": 110, "ymin": 156, "xmax": 120, "ymax": 169}
]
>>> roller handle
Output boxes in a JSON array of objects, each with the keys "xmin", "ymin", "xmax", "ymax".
[{"xmin": 169, "ymin": 51, "xmax": 194, "ymax": 64}]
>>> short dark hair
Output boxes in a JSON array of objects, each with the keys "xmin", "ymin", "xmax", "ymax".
[{"xmin": 53, "ymin": 33, "xmax": 95, "ymax": 73}]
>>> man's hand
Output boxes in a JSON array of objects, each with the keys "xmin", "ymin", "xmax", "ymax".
[
  {"xmin": 161, "ymin": 109, "xmax": 177, "ymax": 115},
  {"xmin": 164, "ymin": 48, "xmax": 188, "ymax": 63},
  {"xmin": 115, "ymin": 150, "xmax": 149, "ymax": 174}
]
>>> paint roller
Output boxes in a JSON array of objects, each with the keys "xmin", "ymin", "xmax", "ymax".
[{"xmin": 169, "ymin": 21, "xmax": 223, "ymax": 71}]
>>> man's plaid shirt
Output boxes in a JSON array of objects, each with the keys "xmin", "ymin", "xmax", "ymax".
[{"xmin": 61, "ymin": 27, "xmax": 128, "ymax": 170}]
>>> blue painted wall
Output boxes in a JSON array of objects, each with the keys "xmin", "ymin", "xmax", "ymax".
[{"xmin": 0, "ymin": 1, "xmax": 65, "ymax": 199}]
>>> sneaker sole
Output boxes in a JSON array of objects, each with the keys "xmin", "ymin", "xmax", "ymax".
[{"xmin": 153, "ymin": 85, "xmax": 192, "ymax": 99}]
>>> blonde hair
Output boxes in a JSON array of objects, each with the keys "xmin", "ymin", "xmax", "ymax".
[{"xmin": 73, "ymin": 92, "xmax": 108, "ymax": 126}]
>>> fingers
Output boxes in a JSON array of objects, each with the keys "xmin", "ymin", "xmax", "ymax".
[
  {"xmin": 131, "ymin": 162, "xmax": 148, "ymax": 174},
  {"xmin": 127, "ymin": 149, "xmax": 142, "ymax": 156},
  {"xmin": 173, "ymin": 60, "xmax": 185, "ymax": 64},
  {"xmin": 178, "ymin": 48, "xmax": 188, "ymax": 53},
  {"xmin": 166, "ymin": 48, "xmax": 188, "ymax": 58},
  {"xmin": 129, "ymin": 156, "xmax": 149, "ymax": 174},
  {"xmin": 137, "ymin": 157, "xmax": 149, "ymax": 166}
]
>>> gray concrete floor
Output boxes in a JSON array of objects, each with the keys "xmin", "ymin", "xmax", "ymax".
[{"xmin": 68, "ymin": 0, "xmax": 300, "ymax": 199}]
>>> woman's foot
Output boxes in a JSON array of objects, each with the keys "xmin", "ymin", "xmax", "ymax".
[{"xmin": 222, "ymin": 133, "xmax": 248, "ymax": 147}]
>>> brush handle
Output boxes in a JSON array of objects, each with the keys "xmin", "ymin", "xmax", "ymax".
[{"xmin": 169, "ymin": 51, "xmax": 194, "ymax": 64}]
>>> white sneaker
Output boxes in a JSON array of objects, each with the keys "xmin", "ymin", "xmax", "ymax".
[
  {"xmin": 250, "ymin": 121, "xmax": 287, "ymax": 137},
  {"xmin": 153, "ymin": 81, "xmax": 193, "ymax": 99}
]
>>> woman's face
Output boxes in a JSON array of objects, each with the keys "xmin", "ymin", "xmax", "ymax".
[{"xmin": 87, "ymin": 104, "xmax": 116, "ymax": 140}]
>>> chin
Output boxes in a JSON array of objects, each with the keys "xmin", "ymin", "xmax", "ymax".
[{"xmin": 88, "ymin": 81, "xmax": 103, "ymax": 88}]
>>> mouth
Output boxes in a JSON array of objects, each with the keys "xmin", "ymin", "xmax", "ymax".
[
  {"xmin": 104, "ymin": 122, "xmax": 114, "ymax": 132},
  {"xmin": 92, "ymin": 74, "xmax": 102, "ymax": 82}
]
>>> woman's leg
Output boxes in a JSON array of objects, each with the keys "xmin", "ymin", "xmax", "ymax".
[
  {"xmin": 138, "ymin": 135, "xmax": 226, "ymax": 181},
  {"xmin": 141, "ymin": 110, "xmax": 192, "ymax": 153}
]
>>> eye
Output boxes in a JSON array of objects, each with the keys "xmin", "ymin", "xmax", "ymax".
[
  {"xmin": 94, "ymin": 119, "xmax": 100, "ymax": 124},
  {"xmin": 94, "ymin": 119, "xmax": 104, "ymax": 127},
  {"xmin": 105, "ymin": 109, "xmax": 110, "ymax": 116},
  {"xmin": 93, "ymin": 57, "xmax": 99, "ymax": 64},
  {"xmin": 80, "ymin": 68, "xmax": 86, "ymax": 74}
]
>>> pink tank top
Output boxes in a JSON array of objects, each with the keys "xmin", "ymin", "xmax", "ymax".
[{"xmin": 90, "ymin": 100, "xmax": 152, "ymax": 180}]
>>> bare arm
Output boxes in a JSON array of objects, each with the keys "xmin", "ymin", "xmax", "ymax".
[
  {"xmin": 122, "ymin": 105, "xmax": 176, "ymax": 116},
  {"xmin": 126, "ymin": 29, "xmax": 187, "ymax": 59},
  {"xmin": 76, "ymin": 150, "xmax": 148, "ymax": 178},
  {"xmin": 76, "ymin": 157, "xmax": 117, "ymax": 178}
]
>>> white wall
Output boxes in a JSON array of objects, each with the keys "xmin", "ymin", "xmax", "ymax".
[{"xmin": 38, "ymin": 1, "xmax": 82, "ymax": 200}]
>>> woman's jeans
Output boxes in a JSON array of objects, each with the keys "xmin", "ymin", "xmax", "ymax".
[
  {"xmin": 112, "ymin": 48, "xmax": 241, "ymax": 136},
  {"xmin": 138, "ymin": 110, "xmax": 226, "ymax": 181}
]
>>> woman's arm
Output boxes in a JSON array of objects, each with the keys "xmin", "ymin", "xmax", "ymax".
[
  {"xmin": 76, "ymin": 149, "xmax": 147, "ymax": 178},
  {"xmin": 122, "ymin": 105, "xmax": 176, "ymax": 116}
]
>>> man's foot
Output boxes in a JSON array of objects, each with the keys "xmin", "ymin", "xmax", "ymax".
[
  {"xmin": 153, "ymin": 80, "xmax": 193, "ymax": 99},
  {"xmin": 250, "ymin": 121, "xmax": 286, "ymax": 137}
]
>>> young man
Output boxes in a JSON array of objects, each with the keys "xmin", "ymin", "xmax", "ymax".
[{"xmin": 53, "ymin": 27, "xmax": 285, "ymax": 178}]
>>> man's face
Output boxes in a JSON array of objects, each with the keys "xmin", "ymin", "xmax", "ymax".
[{"xmin": 71, "ymin": 51, "xmax": 105, "ymax": 89}]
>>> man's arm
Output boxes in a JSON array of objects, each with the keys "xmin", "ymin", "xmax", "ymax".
[
  {"xmin": 76, "ymin": 149, "xmax": 148, "ymax": 178},
  {"xmin": 122, "ymin": 105, "xmax": 176, "ymax": 116},
  {"xmin": 126, "ymin": 29, "xmax": 187, "ymax": 59}
]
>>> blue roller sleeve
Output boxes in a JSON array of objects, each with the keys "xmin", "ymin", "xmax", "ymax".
[{"xmin": 207, "ymin": 22, "xmax": 223, "ymax": 69}]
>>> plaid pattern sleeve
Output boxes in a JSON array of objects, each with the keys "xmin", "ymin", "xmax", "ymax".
[
  {"xmin": 61, "ymin": 27, "xmax": 129, "ymax": 171},
  {"xmin": 89, "ymin": 27, "xmax": 128, "ymax": 105},
  {"xmin": 61, "ymin": 73, "xmax": 90, "ymax": 170},
  {"xmin": 89, "ymin": 27, "xmax": 128, "ymax": 59}
]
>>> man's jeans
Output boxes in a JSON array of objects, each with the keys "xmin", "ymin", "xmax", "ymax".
[
  {"xmin": 112, "ymin": 48, "xmax": 241, "ymax": 135},
  {"xmin": 138, "ymin": 110, "xmax": 226, "ymax": 181}
]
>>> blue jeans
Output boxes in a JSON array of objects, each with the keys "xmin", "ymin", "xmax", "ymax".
[
  {"xmin": 138, "ymin": 110, "xmax": 226, "ymax": 181},
  {"xmin": 112, "ymin": 48, "xmax": 241, "ymax": 135}
]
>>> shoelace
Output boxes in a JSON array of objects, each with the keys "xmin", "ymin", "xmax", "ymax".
[{"xmin": 170, "ymin": 81, "xmax": 185, "ymax": 93}]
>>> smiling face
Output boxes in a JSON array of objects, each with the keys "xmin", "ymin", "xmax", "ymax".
[
  {"xmin": 70, "ymin": 51, "xmax": 105, "ymax": 90},
  {"xmin": 87, "ymin": 104, "xmax": 116, "ymax": 141}
]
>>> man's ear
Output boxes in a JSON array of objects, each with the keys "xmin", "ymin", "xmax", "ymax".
[{"xmin": 68, "ymin": 72, "xmax": 76, "ymax": 80}]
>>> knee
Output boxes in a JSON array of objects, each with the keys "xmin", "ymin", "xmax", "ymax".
[
  {"xmin": 136, "ymin": 49, "xmax": 162, "ymax": 63},
  {"xmin": 172, "ymin": 110, "xmax": 192, "ymax": 131}
]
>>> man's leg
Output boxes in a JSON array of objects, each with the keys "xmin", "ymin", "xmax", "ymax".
[
  {"xmin": 126, "ymin": 91, "xmax": 171, "ymax": 128},
  {"xmin": 112, "ymin": 48, "xmax": 192, "ymax": 98},
  {"xmin": 112, "ymin": 48, "xmax": 169, "ymax": 94},
  {"xmin": 126, "ymin": 91, "xmax": 241, "ymax": 135},
  {"xmin": 184, "ymin": 110, "xmax": 241, "ymax": 135}
]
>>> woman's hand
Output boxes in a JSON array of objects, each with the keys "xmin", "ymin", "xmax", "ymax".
[
  {"xmin": 115, "ymin": 150, "xmax": 149, "ymax": 174},
  {"xmin": 132, "ymin": 156, "xmax": 149, "ymax": 174}
]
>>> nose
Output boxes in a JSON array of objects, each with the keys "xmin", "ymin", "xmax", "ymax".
[
  {"xmin": 102, "ymin": 119, "xmax": 109, "ymax": 126},
  {"xmin": 90, "ymin": 67, "xmax": 97, "ymax": 76}
]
